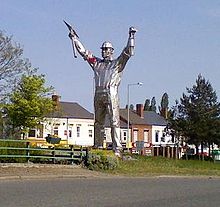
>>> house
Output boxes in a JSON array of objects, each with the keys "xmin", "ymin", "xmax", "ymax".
[
  {"xmin": 120, "ymin": 106, "xmax": 149, "ymax": 146},
  {"xmin": 104, "ymin": 104, "xmax": 178, "ymax": 157},
  {"xmin": 28, "ymin": 95, "xmax": 94, "ymax": 146},
  {"xmin": 104, "ymin": 107, "xmax": 148, "ymax": 150},
  {"xmin": 141, "ymin": 104, "xmax": 178, "ymax": 158}
]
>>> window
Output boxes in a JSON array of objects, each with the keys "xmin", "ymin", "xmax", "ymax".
[
  {"xmin": 69, "ymin": 130, "xmax": 72, "ymax": 138},
  {"xmin": 144, "ymin": 130, "xmax": 149, "ymax": 142},
  {"xmin": 64, "ymin": 130, "xmax": 67, "ymax": 135},
  {"xmin": 171, "ymin": 133, "xmax": 174, "ymax": 143},
  {"xmin": 77, "ymin": 126, "xmax": 80, "ymax": 137},
  {"xmin": 64, "ymin": 129, "xmax": 72, "ymax": 138},
  {"xmin": 133, "ymin": 130, "xmax": 138, "ymax": 143},
  {"xmin": 88, "ymin": 130, "xmax": 93, "ymax": 138},
  {"xmin": 54, "ymin": 127, "xmax": 58, "ymax": 136},
  {"xmin": 123, "ymin": 131, "xmax": 127, "ymax": 141},
  {"xmin": 103, "ymin": 130, "xmax": 106, "ymax": 140},
  {"xmin": 155, "ymin": 131, "xmax": 159, "ymax": 142},
  {"xmin": 28, "ymin": 129, "xmax": 36, "ymax": 137}
]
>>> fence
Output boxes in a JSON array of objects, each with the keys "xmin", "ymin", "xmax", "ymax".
[
  {"xmin": 0, "ymin": 139, "xmax": 88, "ymax": 164},
  {"xmin": 212, "ymin": 150, "xmax": 220, "ymax": 163}
]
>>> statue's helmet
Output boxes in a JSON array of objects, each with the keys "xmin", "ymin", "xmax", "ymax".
[
  {"xmin": 100, "ymin": 41, "xmax": 114, "ymax": 50},
  {"xmin": 101, "ymin": 41, "xmax": 114, "ymax": 59}
]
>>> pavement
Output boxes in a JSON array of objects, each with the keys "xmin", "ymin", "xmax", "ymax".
[{"xmin": 0, "ymin": 163, "xmax": 109, "ymax": 180}]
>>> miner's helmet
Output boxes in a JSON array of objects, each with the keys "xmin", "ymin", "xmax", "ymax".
[{"xmin": 100, "ymin": 41, "xmax": 114, "ymax": 50}]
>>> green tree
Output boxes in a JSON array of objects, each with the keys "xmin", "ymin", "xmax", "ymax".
[
  {"xmin": 125, "ymin": 104, "xmax": 135, "ymax": 110},
  {"xmin": 170, "ymin": 74, "xmax": 220, "ymax": 155},
  {"xmin": 0, "ymin": 30, "xmax": 35, "ymax": 102},
  {"xmin": 150, "ymin": 97, "xmax": 156, "ymax": 112},
  {"xmin": 144, "ymin": 99, "xmax": 150, "ymax": 111},
  {"xmin": 6, "ymin": 74, "xmax": 54, "ymax": 138},
  {"xmin": 159, "ymin": 93, "xmax": 169, "ymax": 119},
  {"xmin": 130, "ymin": 104, "xmax": 134, "ymax": 110}
]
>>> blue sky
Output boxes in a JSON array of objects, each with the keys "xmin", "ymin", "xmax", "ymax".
[{"xmin": 1, "ymin": 0, "xmax": 220, "ymax": 112}]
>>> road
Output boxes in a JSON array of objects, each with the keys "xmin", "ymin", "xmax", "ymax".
[{"xmin": 0, "ymin": 177, "xmax": 219, "ymax": 207}]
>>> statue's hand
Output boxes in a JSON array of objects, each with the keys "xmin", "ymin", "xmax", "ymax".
[
  {"xmin": 129, "ymin": 27, "xmax": 137, "ymax": 37},
  {"xmin": 68, "ymin": 32, "xmax": 76, "ymax": 39}
]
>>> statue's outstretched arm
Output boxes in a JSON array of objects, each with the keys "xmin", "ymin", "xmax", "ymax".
[
  {"xmin": 117, "ymin": 27, "xmax": 137, "ymax": 71},
  {"xmin": 125, "ymin": 26, "xmax": 138, "ymax": 56},
  {"xmin": 69, "ymin": 32, "xmax": 97, "ymax": 66},
  {"xmin": 69, "ymin": 32, "xmax": 86, "ymax": 58}
]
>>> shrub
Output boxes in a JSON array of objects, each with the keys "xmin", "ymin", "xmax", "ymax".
[
  {"xmin": 85, "ymin": 150, "xmax": 119, "ymax": 171},
  {"xmin": 0, "ymin": 140, "xmax": 26, "ymax": 163},
  {"xmin": 181, "ymin": 154, "xmax": 214, "ymax": 162}
]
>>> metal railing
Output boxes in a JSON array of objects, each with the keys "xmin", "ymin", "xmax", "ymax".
[{"xmin": 0, "ymin": 139, "xmax": 88, "ymax": 164}]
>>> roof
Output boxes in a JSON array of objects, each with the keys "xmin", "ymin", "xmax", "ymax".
[
  {"xmin": 120, "ymin": 109, "xmax": 146, "ymax": 125},
  {"xmin": 104, "ymin": 109, "xmax": 145, "ymax": 127},
  {"xmin": 48, "ymin": 102, "xmax": 94, "ymax": 119},
  {"xmin": 105, "ymin": 109, "xmax": 167, "ymax": 127},
  {"xmin": 143, "ymin": 111, "xmax": 167, "ymax": 126}
]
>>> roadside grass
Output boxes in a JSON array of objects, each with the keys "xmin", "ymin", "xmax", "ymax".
[{"xmin": 110, "ymin": 155, "xmax": 220, "ymax": 177}]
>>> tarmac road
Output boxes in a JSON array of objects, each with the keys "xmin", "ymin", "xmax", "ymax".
[{"xmin": 0, "ymin": 176, "xmax": 220, "ymax": 207}]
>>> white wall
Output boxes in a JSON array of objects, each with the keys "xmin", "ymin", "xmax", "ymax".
[
  {"xmin": 104, "ymin": 127, "xmax": 129, "ymax": 144},
  {"xmin": 43, "ymin": 117, "xmax": 94, "ymax": 146},
  {"xmin": 151, "ymin": 125, "xmax": 175, "ymax": 146}
]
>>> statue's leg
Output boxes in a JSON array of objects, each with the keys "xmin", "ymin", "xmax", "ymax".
[
  {"xmin": 108, "ymin": 94, "xmax": 122, "ymax": 154},
  {"xmin": 94, "ymin": 93, "xmax": 107, "ymax": 148}
]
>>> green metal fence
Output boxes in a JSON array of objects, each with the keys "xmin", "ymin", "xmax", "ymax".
[
  {"xmin": 212, "ymin": 150, "xmax": 220, "ymax": 163},
  {"xmin": 0, "ymin": 139, "xmax": 88, "ymax": 164}
]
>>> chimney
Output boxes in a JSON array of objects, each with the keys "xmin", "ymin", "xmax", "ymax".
[
  {"xmin": 136, "ymin": 104, "xmax": 144, "ymax": 118},
  {"xmin": 52, "ymin": 94, "xmax": 60, "ymax": 109}
]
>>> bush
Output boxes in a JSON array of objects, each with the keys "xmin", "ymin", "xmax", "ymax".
[
  {"xmin": 0, "ymin": 140, "xmax": 26, "ymax": 163},
  {"xmin": 85, "ymin": 150, "xmax": 119, "ymax": 171}
]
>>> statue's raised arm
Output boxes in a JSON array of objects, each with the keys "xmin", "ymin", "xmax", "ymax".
[
  {"xmin": 117, "ymin": 26, "xmax": 137, "ymax": 72},
  {"xmin": 122, "ymin": 26, "xmax": 138, "ymax": 57},
  {"xmin": 64, "ymin": 20, "xmax": 93, "ymax": 62},
  {"xmin": 128, "ymin": 26, "xmax": 138, "ymax": 56}
]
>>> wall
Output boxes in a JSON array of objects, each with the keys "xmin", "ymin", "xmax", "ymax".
[
  {"xmin": 42, "ymin": 117, "xmax": 94, "ymax": 146},
  {"xmin": 151, "ymin": 125, "xmax": 175, "ymax": 146}
]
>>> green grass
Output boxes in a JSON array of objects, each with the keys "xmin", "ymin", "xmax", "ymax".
[{"xmin": 109, "ymin": 155, "xmax": 220, "ymax": 177}]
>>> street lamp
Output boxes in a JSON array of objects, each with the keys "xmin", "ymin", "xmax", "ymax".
[{"xmin": 127, "ymin": 82, "xmax": 143, "ymax": 150}]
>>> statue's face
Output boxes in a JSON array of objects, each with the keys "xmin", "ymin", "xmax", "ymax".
[{"xmin": 101, "ymin": 47, "xmax": 114, "ymax": 60}]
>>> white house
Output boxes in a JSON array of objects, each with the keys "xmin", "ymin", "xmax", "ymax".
[{"xmin": 29, "ymin": 95, "xmax": 94, "ymax": 146}]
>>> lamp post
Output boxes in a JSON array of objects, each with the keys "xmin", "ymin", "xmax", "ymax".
[{"xmin": 127, "ymin": 82, "xmax": 143, "ymax": 150}]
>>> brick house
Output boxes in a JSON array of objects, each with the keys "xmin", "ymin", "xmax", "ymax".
[
  {"xmin": 104, "ymin": 104, "xmax": 151, "ymax": 153},
  {"xmin": 106, "ymin": 104, "xmax": 177, "ymax": 157}
]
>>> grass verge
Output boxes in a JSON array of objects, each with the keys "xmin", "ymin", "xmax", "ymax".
[{"xmin": 109, "ymin": 155, "xmax": 220, "ymax": 177}]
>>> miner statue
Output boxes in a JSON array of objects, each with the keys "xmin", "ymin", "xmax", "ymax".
[{"xmin": 65, "ymin": 21, "xmax": 137, "ymax": 157}]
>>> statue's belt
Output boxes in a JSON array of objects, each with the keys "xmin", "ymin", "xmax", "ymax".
[{"xmin": 95, "ymin": 87, "xmax": 110, "ymax": 93}]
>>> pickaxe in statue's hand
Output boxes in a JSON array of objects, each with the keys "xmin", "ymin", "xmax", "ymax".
[{"xmin": 63, "ymin": 20, "xmax": 79, "ymax": 58}]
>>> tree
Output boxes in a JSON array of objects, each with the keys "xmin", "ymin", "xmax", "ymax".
[
  {"xmin": 125, "ymin": 104, "xmax": 135, "ymax": 110},
  {"xmin": 150, "ymin": 97, "xmax": 156, "ymax": 112},
  {"xmin": 159, "ymin": 93, "xmax": 169, "ymax": 119},
  {"xmin": 0, "ymin": 30, "xmax": 35, "ymax": 102},
  {"xmin": 144, "ymin": 99, "xmax": 150, "ymax": 111},
  {"xmin": 170, "ymin": 74, "xmax": 220, "ymax": 155},
  {"xmin": 130, "ymin": 104, "xmax": 134, "ymax": 110},
  {"xmin": 6, "ymin": 74, "xmax": 54, "ymax": 138}
]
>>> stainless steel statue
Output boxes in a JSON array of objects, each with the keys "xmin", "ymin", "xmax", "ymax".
[{"xmin": 65, "ymin": 21, "xmax": 137, "ymax": 156}]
